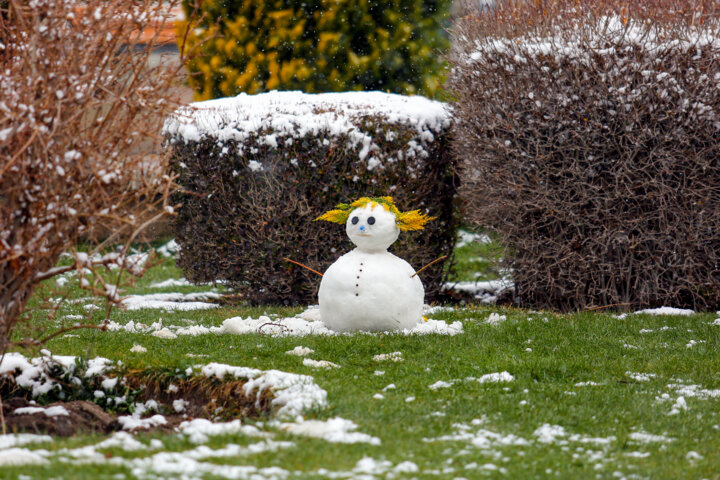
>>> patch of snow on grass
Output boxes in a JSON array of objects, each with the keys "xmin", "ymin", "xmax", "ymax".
[
  {"xmin": 373, "ymin": 351, "xmax": 403, "ymax": 362},
  {"xmin": 533, "ymin": 424, "xmax": 616, "ymax": 446},
  {"xmin": 354, "ymin": 457, "xmax": 393, "ymax": 475},
  {"xmin": 125, "ymin": 444, "xmax": 292, "ymax": 478},
  {"xmin": 485, "ymin": 312, "xmax": 507, "ymax": 325},
  {"xmin": 156, "ymin": 239, "xmax": 180, "ymax": 258},
  {"xmin": 178, "ymin": 419, "xmax": 269, "ymax": 444},
  {"xmin": 428, "ymin": 422, "xmax": 529, "ymax": 449},
  {"xmin": 406, "ymin": 319, "xmax": 464, "ymax": 335},
  {"xmin": 0, "ymin": 434, "xmax": 52, "ymax": 449},
  {"xmin": 394, "ymin": 461, "xmax": 420, "ymax": 473},
  {"xmin": 176, "ymin": 325, "xmax": 212, "ymax": 336},
  {"xmin": 94, "ymin": 432, "xmax": 147, "ymax": 451},
  {"xmin": 624, "ymin": 451, "xmax": 651, "ymax": 458},
  {"xmin": 282, "ymin": 417, "xmax": 381, "ymax": 445},
  {"xmin": 634, "ymin": 307, "xmax": 695, "ymax": 316},
  {"xmin": 148, "ymin": 278, "xmax": 192, "ymax": 288},
  {"xmin": 456, "ymin": 229, "xmax": 492, "ymax": 247},
  {"xmin": 686, "ymin": 340, "xmax": 705, "ymax": 348},
  {"xmin": 626, "ymin": 372, "xmax": 657, "ymax": 382},
  {"xmin": 108, "ymin": 317, "xmax": 216, "ymax": 337},
  {"xmin": 120, "ymin": 292, "xmax": 221, "ymax": 311},
  {"xmin": 152, "ymin": 328, "xmax": 178, "ymax": 339},
  {"xmin": 424, "ymin": 304, "xmax": 456, "ymax": 315},
  {"xmin": 302, "ymin": 358, "xmax": 340, "ymax": 369},
  {"xmin": 534, "ymin": 424, "xmax": 568, "ymax": 444},
  {"xmin": 667, "ymin": 383, "xmax": 720, "ymax": 400},
  {"xmin": 443, "ymin": 280, "xmax": 514, "ymax": 304},
  {"xmin": 429, "ymin": 380, "xmax": 454, "ymax": 390},
  {"xmin": 473, "ymin": 372, "xmax": 514, "ymax": 384},
  {"xmin": 286, "ymin": 346, "xmax": 314, "ymax": 356},
  {"xmin": 686, "ymin": 451, "xmax": 703, "ymax": 460},
  {"xmin": 668, "ymin": 396, "xmax": 688, "ymax": 415},
  {"xmin": 130, "ymin": 344, "xmax": 147, "ymax": 353},
  {"xmin": 639, "ymin": 326, "xmax": 674, "ymax": 333},
  {"xmin": 628, "ymin": 431, "xmax": 675, "ymax": 443},
  {"xmin": 0, "ymin": 448, "xmax": 48, "ymax": 466}
]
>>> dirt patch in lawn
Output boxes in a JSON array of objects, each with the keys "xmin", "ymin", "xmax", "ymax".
[
  {"xmin": 2, "ymin": 397, "xmax": 118, "ymax": 436},
  {"xmin": 0, "ymin": 374, "xmax": 272, "ymax": 437}
]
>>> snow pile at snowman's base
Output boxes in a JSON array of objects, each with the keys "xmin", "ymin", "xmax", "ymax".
[
  {"xmin": 164, "ymin": 90, "xmax": 458, "ymax": 306},
  {"xmin": 105, "ymin": 306, "xmax": 463, "ymax": 338}
]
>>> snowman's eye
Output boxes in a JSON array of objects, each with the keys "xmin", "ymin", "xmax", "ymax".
[
  {"xmin": 351, "ymin": 216, "xmax": 359, "ymax": 225},
  {"xmin": 367, "ymin": 216, "xmax": 375, "ymax": 225}
]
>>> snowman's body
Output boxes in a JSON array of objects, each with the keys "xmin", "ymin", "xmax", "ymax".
[
  {"xmin": 319, "ymin": 249, "xmax": 424, "ymax": 331},
  {"xmin": 318, "ymin": 202, "xmax": 424, "ymax": 331}
]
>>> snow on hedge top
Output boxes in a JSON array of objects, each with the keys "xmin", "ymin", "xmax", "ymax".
[
  {"xmin": 165, "ymin": 91, "xmax": 449, "ymax": 142},
  {"xmin": 463, "ymin": 15, "xmax": 720, "ymax": 64},
  {"xmin": 163, "ymin": 91, "xmax": 450, "ymax": 169},
  {"xmin": 457, "ymin": 15, "xmax": 720, "ymax": 129}
]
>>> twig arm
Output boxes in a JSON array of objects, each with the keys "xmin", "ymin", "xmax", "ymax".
[
  {"xmin": 410, "ymin": 255, "xmax": 448, "ymax": 278},
  {"xmin": 283, "ymin": 258, "xmax": 324, "ymax": 277}
]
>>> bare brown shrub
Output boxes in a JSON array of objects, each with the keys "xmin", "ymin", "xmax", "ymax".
[
  {"xmin": 0, "ymin": 0, "xmax": 184, "ymax": 354},
  {"xmin": 449, "ymin": 0, "xmax": 720, "ymax": 311}
]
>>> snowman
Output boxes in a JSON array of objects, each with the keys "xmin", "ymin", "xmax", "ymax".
[{"xmin": 315, "ymin": 197, "xmax": 435, "ymax": 331}]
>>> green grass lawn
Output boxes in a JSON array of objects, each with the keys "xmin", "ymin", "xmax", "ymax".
[{"xmin": 2, "ymin": 234, "xmax": 720, "ymax": 479}]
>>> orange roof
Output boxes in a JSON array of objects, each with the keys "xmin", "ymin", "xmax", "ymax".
[
  {"xmin": 136, "ymin": 5, "xmax": 185, "ymax": 45},
  {"xmin": 73, "ymin": 4, "xmax": 185, "ymax": 46}
]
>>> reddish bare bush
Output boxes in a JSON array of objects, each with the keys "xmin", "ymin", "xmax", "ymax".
[
  {"xmin": 0, "ymin": 0, "xmax": 184, "ymax": 354},
  {"xmin": 449, "ymin": 0, "xmax": 720, "ymax": 311}
]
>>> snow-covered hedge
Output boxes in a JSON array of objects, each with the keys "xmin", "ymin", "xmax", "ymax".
[
  {"xmin": 164, "ymin": 91, "xmax": 458, "ymax": 305},
  {"xmin": 449, "ymin": 3, "xmax": 720, "ymax": 311}
]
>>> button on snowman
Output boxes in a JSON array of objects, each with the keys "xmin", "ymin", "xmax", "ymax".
[{"xmin": 315, "ymin": 197, "xmax": 434, "ymax": 331}]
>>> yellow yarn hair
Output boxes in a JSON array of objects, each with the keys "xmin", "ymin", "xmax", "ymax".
[{"xmin": 315, "ymin": 196, "xmax": 435, "ymax": 231}]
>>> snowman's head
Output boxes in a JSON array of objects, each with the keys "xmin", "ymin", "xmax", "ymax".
[
  {"xmin": 315, "ymin": 197, "xmax": 436, "ymax": 252},
  {"xmin": 345, "ymin": 203, "xmax": 399, "ymax": 252}
]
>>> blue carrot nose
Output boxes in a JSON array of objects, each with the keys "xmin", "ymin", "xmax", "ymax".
[{"xmin": 359, "ymin": 226, "xmax": 366, "ymax": 231}]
